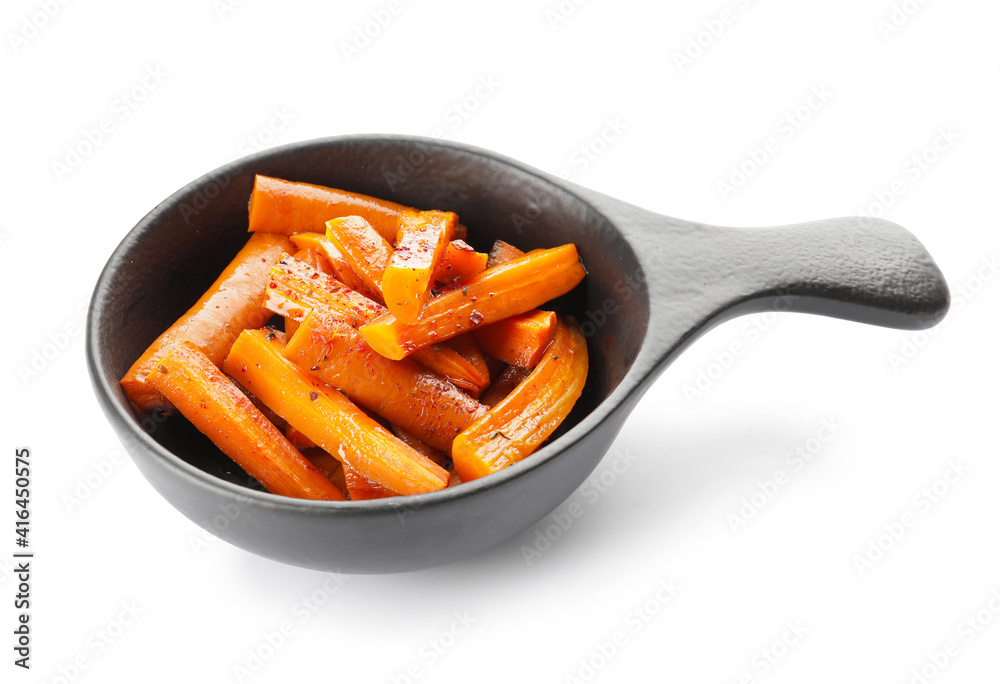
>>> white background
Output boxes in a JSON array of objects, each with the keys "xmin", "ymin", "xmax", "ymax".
[{"xmin": 4, "ymin": 0, "xmax": 999, "ymax": 682}]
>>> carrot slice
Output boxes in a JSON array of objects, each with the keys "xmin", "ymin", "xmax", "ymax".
[
  {"xmin": 266, "ymin": 255, "xmax": 487, "ymax": 394},
  {"xmin": 472, "ymin": 309, "xmax": 557, "ymax": 369},
  {"xmin": 448, "ymin": 334, "xmax": 491, "ymax": 394},
  {"xmin": 452, "ymin": 318, "xmax": 588, "ymax": 481},
  {"xmin": 382, "ymin": 210, "xmax": 456, "ymax": 323},
  {"xmin": 289, "ymin": 232, "xmax": 379, "ymax": 299},
  {"xmin": 292, "ymin": 247, "xmax": 334, "ymax": 276},
  {"xmin": 145, "ymin": 341, "xmax": 344, "ymax": 500},
  {"xmin": 360, "ymin": 244, "xmax": 586, "ymax": 360},
  {"xmin": 301, "ymin": 448, "xmax": 347, "ymax": 495},
  {"xmin": 324, "ymin": 216, "xmax": 392, "ymax": 300},
  {"xmin": 284, "ymin": 311, "xmax": 485, "ymax": 452},
  {"xmin": 121, "ymin": 232, "xmax": 293, "ymax": 413},
  {"xmin": 343, "ymin": 463, "xmax": 397, "ymax": 500},
  {"xmin": 486, "ymin": 240, "xmax": 525, "ymax": 269},
  {"xmin": 223, "ymin": 329, "xmax": 448, "ymax": 495},
  {"xmin": 432, "ymin": 240, "xmax": 488, "ymax": 284},
  {"xmin": 391, "ymin": 425, "xmax": 447, "ymax": 466},
  {"xmin": 479, "ymin": 365, "xmax": 532, "ymax": 408}
]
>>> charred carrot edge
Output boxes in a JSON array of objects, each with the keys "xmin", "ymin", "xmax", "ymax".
[
  {"xmin": 479, "ymin": 365, "xmax": 532, "ymax": 408},
  {"xmin": 382, "ymin": 210, "xmax": 456, "ymax": 323},
  {"xmin": 472, "ymin": 309, "xmax": 557, "ymax": 369},
  {"xmin": 247, "ymin": 175, "xmax": 468, "ymax": 242},
  {"xmin": 390, "ymin": 424, "xmax": 447, "ymax": 466},
  {"xmin": 486, "ymin": 240, "xmax": 525, "ymax": 269},
  {"xmin": 289, "ymin": 232, "xmax": 379, "ymax": 300},
  {"xmin": 302, "ymin": 448, "xmax": 347, "ymax": 496},
  {"xmin": 452, "ymin": 318, "xmax": 588, "ymax": 482},
  {"xmin": 223, "ymin": 329, "xmax": 448, "ymax": 495},
  {"xmin": 120, "ymin": 232, "xmax": 293, "ymax": 413},
  {"xmin": 447, "ymin": 334, "xmax": 491, "ymax": 395},
  {"xmin": 266, "ymin": 254, "xmax": 487, "ymax": 393},
  {"xmin": 284, "ymin": 311, "xmax": 485, "ymax": 453},
  {"xmin": 146, "ymin": 341, "xmax": 345, "ymax": 500},
  {"xmin": 324, "ymin": 216, "xmax": 392, "ymax": 300},
  {"xmin": 343, "ymin": 462, "xmax": 397, "ymax": 500},
  {"xmin": 360, "ymin": 244, "xmax": 586, "ymax": 360},
  {"xmin": 432, "ymin": 240, "xmax": 488, "ymax": 284}
]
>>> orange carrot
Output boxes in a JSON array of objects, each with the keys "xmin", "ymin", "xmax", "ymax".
[
  {"xmin": 360, "ymin": 244, "xmax": 586, "ymax": 360},
  {"xmin": 472, "ymin": 309, "xmax": 557, "ymax": 369},
  {"xmin": 432, "ymin": 240, "xmax": 488, "ymax": 284},
  {"xmin": 266, "ymin": 254, "xmax": 487, "ymax": 394},
  {"xmin": 145, "ymin": 341, "xmax": 345, "ymax": 500},
  {"xmin": 447, "ymin": 467, "xmax": 462, "ymax": 488},
  {"xmin": 479, "ymin": 365, "xmax": 532, "ymax": 408},
  {"xmin": 391, "ymin": 425, "xmax": 447, "ymax": 466},
  {"xmin": 486, "ymin": 240, "xmax": 524, "ymax": 269},
  {"xmin": 301, "ymin": 448, "xmax": 347, "ymax": 495},
  {"xmin": 382, "ymin": 210, "xmax": 456, "ymax": 323},
  {"xmin": 285, "ymin": 424, "xmax": 317, "ymax": 450},
  {"xmin": 285, "ymin": 248, "xmax": 333, "ymax": 336},
  {"xmin": 324, "ymin": 216, "xmax": 392, "ymax": 300},
  {"xmin": 342, "ymin": 463, "xmax": 397, "ymax": 500},
  {"xmin": 448, "ymin": 334, "xmax": 491, "ymax": 394},
  {"xmin": 121, "ymin": 232, "xmax": 293, "ymax": 413},
  {"xmin": 452, "ymin": 318, "xmax": 588, "ymax": 482},
  {"xmin": 283, "ymin": 311, "xmax": 485, "ymax": 452},
  {"xmin": 223, "ymin": 329, "xmax": 449, "ymax": 495},
  {"xmin": 289, "ymin": 232, "xmax": 379, "ymax": 299}
]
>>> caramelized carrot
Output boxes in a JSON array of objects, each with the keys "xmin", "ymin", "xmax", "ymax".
[
  {"xmin": 452, "ymin": 318, "xmax": 588, "ymax": 481},
  {"xmin": 301, "ymin": 448, "xmax": 347, "ymax": 495},
  {"xmin": 285, "ymin": 424, "xmax": 317, "ymax": 450},
  {"xmin": 391, "ymin": 425, "xmax": 447, "ymax": 466},
  {"xmin": 121, "ymin": 232, "xmax": 293, "ymax": 413},
  {"xmin": 284, "ymin": 311, "xmax": 485, "ymax": 452},
  {"xmin": 360, "ymin": 244, "xmax": 586, "ymax": 360},
  {"xmin": 223, "ymin": 329, "xmax": 449, "ymax": 495},
  {"xmin": 448, "ymin": 334, "xmax": 490, "ymax": 394},
  {"xmin": 486, "ymin": 240, "xmax": 525, "ymax": 269},
  {"xmin": 285, "ymin": 248, "xmax": 333, "ymax": 336},
  {"xmin": 324, "ymin": 216, "xmax": 392, "ymax": 300},
  {"xmin": 432, "ymin": 240, "xmax": 488, "ymax": 284},
  {"xmin": 343, "ymin": 463, "xmax": 396, "ymax": 500},
  {"xmin": 289, "ymin": 232, "xmax": 379, "ymax": 299},
  {"xmin": 145, "ymin": 341, "xmax": 344, "ymax": 500},
  {"xmin": 447, "ymin": 467, "xmax": 462, "ymax": 488},
  {"xmin": 382, "ymin": 210, "xmax": 456, "ymax": 323},
  {"xmin": 248, "ymin": 174, "xmax": 468, "ymax": 242},
  {"xmin": 479, "ymin": 365, "xmax": 532, "ymax": 408},
  {"xmin": 472, "ymin": 309, "xmax": 557, "ymax": 369},
  {"xmin": 266, "ymin": 255, "xmax": 487, "ymax": 394}
]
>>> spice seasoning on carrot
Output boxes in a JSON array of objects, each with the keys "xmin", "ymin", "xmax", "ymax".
[{"xmin": 382, "ymin": 209, "xmax": 456, "ymax": 323}]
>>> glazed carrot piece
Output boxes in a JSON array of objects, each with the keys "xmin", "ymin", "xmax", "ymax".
[
  {"xmin": 285, "ymin": 424, "xmax": 317, "ymax": 450},
  {"xmin": 448, "ymin": 334, "xmax": 491, "ymax": 394},
  {"xmin": 285, "ymin": 248, "xmax": 333, "ymax": 336},
  {"xmin": 472, "ymin": 309, "xmax": 557, "ymax": 369},
  {"xmin": 486, "ymin": 240, "xmax": 525, "ymax": 269},
  {"xmin": 382, "ymin": 210, "xmax": 456, "ymax": 323},
  {"xmin": 223, "ymin": 329, "xmax": 449, "ymax": 495},
  {"xmin": 284, "ymin": 311, "xmax": 485, "ymax": 452},
  {"xmin": 343, "ymin": 463, "xmax": 397, "ymax": 500},
  {"xmin": 479, "ymin": 365, "xmax": 532, "ymax": 408},
  {"xmin": 289, "ymin": 232, "xmax": 379, "ymax": 299},
  {"xmin": 452, "ymin": 318, "xmax": 589, "ymax": 482},
  {"xmin": 432, "ymin": 240, "xmax": 488, "ymax": 284},
  {"xmin": 391, "ymin": 424, "xmax": 447, "ymax": 466},
  {"xmin": 248, "ymin": 175, "xmax": 468, "ymax": 242},
  {"xmin": 447, "ymin": 467, "xmax": 462, "ymax": 488},
  {"xmin": 302, "ymin": 449, "xmax": 348, "ymax": 496},
  {"xmin": 145, "ymin": 341, "xmax": 344, "ymax": 500},
  {"xmin": 360, "ymin": 244, "xmax": 586, "ymax": 360},
  {"xmin": 266, "ymin": 255, "xmax": 488, "ymax": 394},
  {"xmin": 121, "ymin": 232, "xmax": 293, "ymax": 413},
  {"xmin": 324, "ymin": 216, "xmax": 392, "ymax": 300}
]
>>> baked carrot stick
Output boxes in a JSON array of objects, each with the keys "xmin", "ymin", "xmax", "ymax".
[
  {"xmin": 432, "ymin": 240, "xmax": 488, "ymax": 284},
  {"xmin": 448, "ymin": 334, "xmax": 491, "ymax": 393},
  {"xmin": 452, "ymin": 318, "xmax": 588, "ymax": 481},
  {"xmin": 479, "ymin": 365, "xmax": 532, "ymax": 408},
  {"xmin": 382, "ymin": 210, "xmax": 456, "ymax": 323},
  {"xmin": 301, "ymin": 449, "xmax": 347, "ymax": 495},
  {"xmin": 342, "ymin": 463, "xmax": 397, "ymax": 500},
  {"xmin": 223, "ymin": 329, "xmax": 449, "ymax": 495},
  {"xmin": 391, "ymin": 425, "xmax": 447, "ymax": 466},
  {"xmin": 360, "ymin": 244, "xmax": 586, "ymax": 360},
  {"xmin": 289, "ymin": 232, "xmax": 379, "ymax": 299},
  {"xmin": 267, "ymin": 255, "xmax": 487, "ymax": 394},
  {"xmin": 121, "ymin": 232, "xmax": 293, "ymax": 413},
  {"xmin": 285, "ymin": 248, "xmax": 333, "ymax": 337},
  {"xmin": 247, "ymin": 174, "xmax": 468, "ymax": 242},
  {"xmin": 285, "ymin": 424, "xmax": 317, "ymax": 450},
  {"xmin": 324, "ymin": 216, "xmax": 392, "ymax": 300},
  {"xmin": 283, "ymin": 311, "xmax": 485, "ymax": 452},
  {"xmin": 145, "ymin": 341, "xmax": 345, "ymax": 500},
  {"xmin": 472, "ymin": 309, "xmax": 557, "ymax": 369},
  {"xmin": 486, "ymin": 240, "xmax": 524, "ymax": 269}
]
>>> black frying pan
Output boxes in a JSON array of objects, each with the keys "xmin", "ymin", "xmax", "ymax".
[{"xmin": 86, "ymin": 135, "xmax": 949, "ymax": 573}]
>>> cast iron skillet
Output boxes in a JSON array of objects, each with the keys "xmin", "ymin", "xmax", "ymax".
[{"xmin": 86, "ymin": 135, "xmax": 949, "ymax": 573}]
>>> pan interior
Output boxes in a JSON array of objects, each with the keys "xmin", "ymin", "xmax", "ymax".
[{"xmin": 92, "ymin": 137, "xmax": 650, "ymax": 488}]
